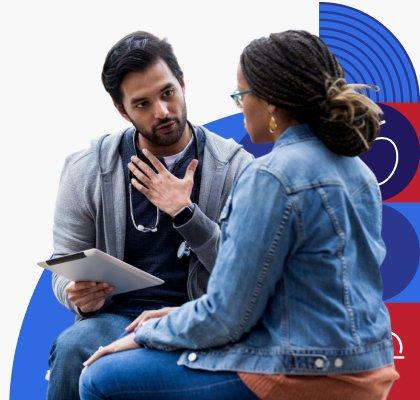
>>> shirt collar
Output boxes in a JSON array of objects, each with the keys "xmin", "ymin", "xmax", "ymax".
[{"xmin": 273, "ymin": 123, "xmax": 315, "ymax": 150}]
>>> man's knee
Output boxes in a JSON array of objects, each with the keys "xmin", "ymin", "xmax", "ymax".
[
  {"xmin": 49, "ymin": 320, "xmax": 98, "ymax": 367},
  {"xmin": 49, "ymin": 314, "xmax": 131, "ymax": 369}
]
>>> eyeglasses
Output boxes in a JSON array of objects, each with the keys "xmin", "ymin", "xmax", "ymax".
[{"xmin": 230, "ymin": 89, "xmax": 252, "ymax": 108}]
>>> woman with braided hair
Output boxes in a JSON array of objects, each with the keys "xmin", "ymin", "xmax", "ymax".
[
  {"xmin": 237, "ymin": 30, "xmax": 381, "ymax": 155},
  {"xmin": 80, "ymin": 31, "xmax": 398, "ymax": 400}
]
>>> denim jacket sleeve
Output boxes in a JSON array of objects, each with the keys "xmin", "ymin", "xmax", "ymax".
[{"xmin": 135, "ymin": 163, "xmax": 296, "ymax": 350}]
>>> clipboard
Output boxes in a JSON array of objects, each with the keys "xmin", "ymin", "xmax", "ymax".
[{"xmin": 38, "ymin": 248, "xmax": 164, "ymax": 295}]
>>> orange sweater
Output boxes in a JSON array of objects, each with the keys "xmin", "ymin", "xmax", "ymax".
[{"xmin": 239, "ymin": 365, "xmax": 399, "ymax": 400}]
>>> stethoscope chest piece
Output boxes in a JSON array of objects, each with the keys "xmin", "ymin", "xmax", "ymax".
[{"xmin": 177, "ymin": 241, "xmax": 191, "ymax": 259}]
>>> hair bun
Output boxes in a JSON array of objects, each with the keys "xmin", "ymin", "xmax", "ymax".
[{"xmin": 309, "ymin": 76, "xmax": 382, "ymax": 156}]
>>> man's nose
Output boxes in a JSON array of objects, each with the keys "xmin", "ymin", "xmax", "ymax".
[{"xmin": 154, "ymin": 101, "xmax": 169, "ymax": 119}]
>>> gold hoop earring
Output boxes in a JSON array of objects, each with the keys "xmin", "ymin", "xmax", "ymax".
[{"xmin": 269, "ymin": 116, "xmax": 278, "ymax": 133}]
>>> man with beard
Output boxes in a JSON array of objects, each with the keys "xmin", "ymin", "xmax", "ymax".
[{"xmin": 47, "ymin": 31, "xmax": 253, "ymax": 400}]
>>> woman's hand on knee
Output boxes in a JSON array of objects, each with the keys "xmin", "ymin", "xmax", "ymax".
[
  {"xmin": 125, "ymin": 307, "xmax": 179, "ymax": 333},
  {"xmin": 83, "ymin": 333, "xmax": 139, "ymax": 367}
]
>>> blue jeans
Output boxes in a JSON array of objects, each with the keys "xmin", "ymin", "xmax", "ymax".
[
  {"xmin": 47, "ymin": 313, "xmax": 132, "ymax": 400},
  {"xmin": 79, "ymin": 348, "xmax": 257, "ymax": 400}
]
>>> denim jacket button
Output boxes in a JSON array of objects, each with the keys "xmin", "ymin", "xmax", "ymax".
[
  {"xmin": 314, "ymin": 358, "xmax": 325, "ymax": 369},
  {"xmin": 188, "ymin": 352, "xmax": 198, "ymax": 362},
  {"xmin": 334, "ymin": 358, "xmax": 343, "ymax": 368}
]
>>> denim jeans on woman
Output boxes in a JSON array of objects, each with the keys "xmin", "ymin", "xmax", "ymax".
[{"xmin": 79, "ymin": 348, "xmax": 257, "ymax": 400}]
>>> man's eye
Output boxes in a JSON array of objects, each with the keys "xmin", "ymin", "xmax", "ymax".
[
  {"xmin": 163, "ymin": 88, "xmax": 175, "ymax": 98},
  {"xmin": 136, "ymin": 101, "xmax": 149, "ymax": 109}
]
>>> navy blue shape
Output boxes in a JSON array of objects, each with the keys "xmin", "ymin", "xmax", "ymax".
[
  {"xmin": 360, "ymin": 104, "xmax": 419, "ymax": 200},
  {"xmin": 385, "ymin": 203, "xmax": 420, "ymax": 303},
  {"xmin": 381, "ymin": 205, "xmax": 419, "ymax": 300},
  {"xmin": 320, "ymin": 2, "xmax": 420, "ymax": 102}
]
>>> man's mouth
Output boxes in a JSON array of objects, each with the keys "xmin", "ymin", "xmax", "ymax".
[{"xmin": 155, "ymin": 121, "xmax": 176, "ymax": 134}]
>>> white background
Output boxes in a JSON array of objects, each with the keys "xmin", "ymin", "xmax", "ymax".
[{"xmin": 0, "ymin": 0, "xmax": 418, "ymax": 398}]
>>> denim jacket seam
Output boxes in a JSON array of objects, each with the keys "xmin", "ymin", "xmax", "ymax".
[
  {"xmin": 288, "ymin": 181, "xmax": 342, "ymax": 194},
  {"xmin": 291, "ymin": 195, "xmax": 304, "ymax": 243},
  {"xmin": 317, "ymin": 187, "xmax": 361, "ymax": 346},
  {"xmin": 231, "ymin": 198, "xmax": 294, "ymax": 342},
  {"xmin": 258, "ymin": 166, "xmax": 291, "ymax": 195},
  {"xmin": 199, "ymin": 336, "xmax": 392, "ymax": 356},
  {"xmin": 350, "ymin": 179, "xmax": 376, "ymax": 199}
]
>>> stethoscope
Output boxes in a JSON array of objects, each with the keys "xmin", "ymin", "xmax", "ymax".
[{"xmin": 129, "ymin": 122, "xmax": 200, "ymax": 258}]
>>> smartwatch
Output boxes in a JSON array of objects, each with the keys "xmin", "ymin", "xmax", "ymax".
[{"xmin": 172, "ymin": 203, "xmax": 195, "ymax": 226}]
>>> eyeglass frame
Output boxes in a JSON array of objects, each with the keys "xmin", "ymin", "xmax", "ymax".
[{"xmin": 230, "ymin": 89, "xmax": 253, "ymax": 108}]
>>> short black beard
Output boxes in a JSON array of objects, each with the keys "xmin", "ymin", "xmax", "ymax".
[{"xmin": 134, "ymin": 105, "xmax": 188, "ymax": 147}]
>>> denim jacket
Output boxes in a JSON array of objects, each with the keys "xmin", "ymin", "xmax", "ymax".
[{"xmin": 135, "ymin": 124, "xmax": 394, "ymax": 375}]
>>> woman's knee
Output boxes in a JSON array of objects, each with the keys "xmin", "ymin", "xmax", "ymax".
[{"xmin": 79, "ymin": 357, "xmax": 114, "ymax": 400}]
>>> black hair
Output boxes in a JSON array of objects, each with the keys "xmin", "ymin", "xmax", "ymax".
[
  {"xmin": 102, "ymin": 31, "xmax": 184, "ymax": 104},
  {"xmin": 240, "ymin": 30, "xmax": 382, "ymax": 156}
]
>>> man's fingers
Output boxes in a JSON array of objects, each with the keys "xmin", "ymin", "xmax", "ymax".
[
  {"xmin": 130, "ymin": 157, "xmax": 155, "ymax": 179},
  {"xmin": 142, "ymin": 149, "xmax": 166, "ymax": 173},
  {"xmin": 78, "ymin": 288, "xmax": 112, "ymax": 304},
  {"xmin": 66, "ymin": 281, "xmax": 96, "ymax": 293},
  {"xmin": 67, "ymin": 281, "xmax": 111, "ymax": 293},
  {"xmin": 67, "ymin": 283, "xmax": 111, "ymax": 298},
  {"xmin": 73, "ymin": 288, "xmax": 112, "ymax": 307},
  {"xmin": 184, "ymin": 159, "xmax": 198, "ymax": 182},
  {"xmin": 79, "ymin": 298, "xmax": 106, "ymax": 313},
  {"xmin": 128, "ymin": 162, "xmax": 152, "ymax": 187},
  {"xmin": 131, "ymin": 178, "xmax": 151, "ymax": 196}
]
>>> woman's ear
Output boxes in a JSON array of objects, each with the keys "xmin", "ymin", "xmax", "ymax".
[{"xmin": 267, "ymin": 103, "xmax": 276, "ymax": 115}]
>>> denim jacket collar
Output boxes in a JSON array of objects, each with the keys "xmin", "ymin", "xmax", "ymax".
[{"xmin": 273, "ymin": 123, "xmax": 315, "ymax": 150}]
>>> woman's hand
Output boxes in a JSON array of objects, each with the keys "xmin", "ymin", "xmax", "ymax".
[
  {"xmin": 83, "ymin": 333, "xmax": 139, "ymax": 367},
  {"xmin": 125, "ymin": 306, "xmax": 179, "ymax": 333},
  {"xmin": 128, "ymin": 149, "xmax": 198, "ymax": 217}
]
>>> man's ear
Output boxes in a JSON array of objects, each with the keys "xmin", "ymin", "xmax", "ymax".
[
  {"xmin": 179, "ymin": 77, "xmax": 186, "ymax": 93},
  {"xmin": 114, "ymin": 102, "xmax": 131, "ymax": 123}
]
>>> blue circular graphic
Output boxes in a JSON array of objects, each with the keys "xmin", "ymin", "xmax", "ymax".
[
  {"xmin": 381, "ymin": 205, "xmax": 419, "ymax": 300},
  {"xmin": 359, "ymin": 104, "xmax": 419, "ymax": 200}
]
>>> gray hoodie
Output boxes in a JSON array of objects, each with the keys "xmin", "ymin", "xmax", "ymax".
[{"xmin": 52, "ymin": 125, "xmax": 253, "ymax": 315}]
